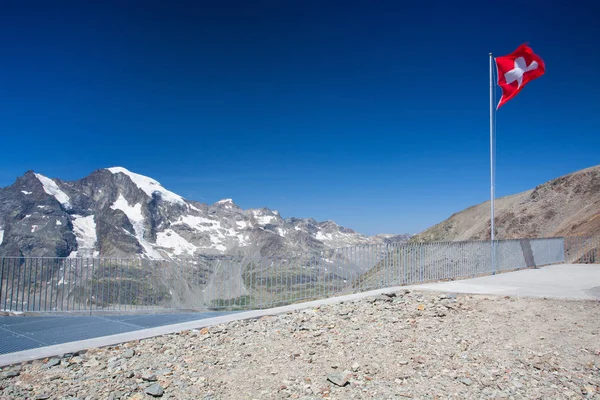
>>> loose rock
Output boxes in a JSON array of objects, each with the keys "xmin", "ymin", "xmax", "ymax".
[
  {"xmin": 0, "ymin": 371, "xmax": 20, "ymax": 379},
  {"xmin": 142, "ymin": 372, "xmax": 158, "ymax": 382},
  {"xmin": 145, "ymin": 383, "xmax": 164, "ymax": 397},
  {"xmin": 44, "ymin": 358, "xmax": 61, "ymax": 368},
  {"xmin": 123, "ymin": 349, "xmax": 135, "ymax": 359},
  {"xmin": 327, "ymin": 372, "xmax": 352, "ymax": 387}
]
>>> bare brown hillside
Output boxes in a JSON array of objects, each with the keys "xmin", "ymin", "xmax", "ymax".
[{"xmin": 412, "ymin": 165, "xmax": 600, "ymax": 242}]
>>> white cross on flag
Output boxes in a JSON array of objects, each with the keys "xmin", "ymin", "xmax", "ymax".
[{"xmin": 495, "ymin": 44, "xmax": 545, "ymax": 109}]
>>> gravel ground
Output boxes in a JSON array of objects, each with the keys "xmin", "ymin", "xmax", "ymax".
[{"xmin": 1, "ymin": 290, "xmax": 600, "ymax": 399}]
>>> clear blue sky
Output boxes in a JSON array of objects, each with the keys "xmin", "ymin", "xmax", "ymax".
[{"xmin": 1, "ymin": 1, "xmax": 598, "ymax": 235}]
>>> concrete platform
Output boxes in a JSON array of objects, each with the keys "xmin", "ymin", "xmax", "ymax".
[{"xmin": 405, "ymin": 264, "xmax": 600, "ymax": 300}]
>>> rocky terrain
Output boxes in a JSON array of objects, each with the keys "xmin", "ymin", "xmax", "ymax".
[
  {"xmin": 412, "ymin": 164, "xmax": 600, "ymax": 242},
  {"xmin": 1, "ymin": 290, "xmax": 599, "ymax": 399},
  {"xmin": 0, "ymin": 167, "xmax": 410, "ymax": 259}
]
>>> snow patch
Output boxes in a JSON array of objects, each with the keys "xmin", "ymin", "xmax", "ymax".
[
  {"xmin": 209, "ymin": 236, "xmax": 227, "ymax": 251},
  {"xmin": 0, "ymin": 229, "xmax": 4, "ymax": 245},
  {"xmin": 252, "ymin": 210, "xmax": 277, "ymax": 225},
  {"xmin": 107, "ymin": 167, "xmax": 185, "ymax": 205},
  {"xmin": 111, "ymin": 194, "xmax": 162, "ymax": 258},
  {"xmin": 24, "ymin": 215, "xmax": 31, "ymax": 219},
  {"xmin": 187, "ymin": 203, "xmax": 201, "ymax": 212},
  {"xmin": 72, "ymin": 215, "xmax": 97, "ymax": 250},
  {"xmin": 315, "ymin": 231, "xmax": 333, "ymax": 241},
  {"xmin": 237, "ymin": 233, "xmax": 250, "ymax": 246},
  {"xmin": 236, "ymin": 220, "xmax": 249, "ymax": 229},
  {"xmin": 156, "ymin": 229, "xmax": 197, "ymax": 256},
  {"xmin": 37, "ymin": 205, "xmax": 46, "ymax": 209},
  {"xmin": 56, "ymin": 220, "xmax": 62, "ymax": 226},
  {"xmin": 34, "ymin": 173, "xmax": 71, "ymax": 208},
  {"xmin": 21, "ymin": 190, "xmax": 32, "ymax": 195},
  {"xmin": 31, "ymin": 225, "xmax": 38, "ymax": 233},
  {"xmin": 175, "ymin": 215, "xmax": 222, "ymax": 234}
]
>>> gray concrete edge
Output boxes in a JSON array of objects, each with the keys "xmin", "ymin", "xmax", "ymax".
[{"xmin": 0, "ymin": 286, "xmax": 407, "ymax": 368}]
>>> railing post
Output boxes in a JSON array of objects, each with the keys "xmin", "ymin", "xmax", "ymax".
[
  {"xmin": 89, "ymin": 258, "xmax": 94, "ymax": 315},
  {"xmin": 0, "ymin": 258, "xmax": 4, "ymax": 312},
  {"xmin": 419, "ymin": 244, "xmax": 424, "ymax": 282}
]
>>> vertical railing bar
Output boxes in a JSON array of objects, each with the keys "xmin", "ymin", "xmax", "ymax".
[
  {"xmin": 59, "ymin": 259, "xmax": 65, "ymax": 311},
  {"xmin": 117, "ymin": 258, "xmax": 122, "ymax": 312},
  {"xmin": 0, "ymin": 258, "xmax": 4, "ymax": 311},
  {"xmin": 67, "ymin": 257, "xmax": 74, "ymax": 311},
  {"xmin": 126, "ymin": 259, "xmax": 131, "ymax": 312},
  {"xmin": 136, "ymin": 259, "xmax": 141, "ymax": 311},
  {"xmin": 15, "ymin": 258, "xmax": 22, "ymax": 312},
  {"xmin": 90, "ymin": 258, "xmax": 96, "ymax": 314},
  {"xmin": 25, "ymin": 258, "xmax": 32, "ymax": 312},
  {"xmin": 40, "ymin": 258, "xmax": 45, "ymax": 312},
  {"xmin": 49, "ymin": 259, "xmax": 55, "ymax": 312},
  {"xmin": 66, "ymin": 258, "xmax": 72, "ymax": 311}
]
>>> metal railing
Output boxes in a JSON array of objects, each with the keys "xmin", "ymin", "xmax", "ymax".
[
  {"xmin": 0, "ymin": 236, "xmax": 581, "ymax": 314},
  {"xmin": 564, "ymin": 236, "xmax": 600, "ymax": 263}
]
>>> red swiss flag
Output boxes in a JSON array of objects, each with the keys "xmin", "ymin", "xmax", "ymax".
[{"xmin": 495, "ymin": 44, "xmax": 545, "ymax": 109}]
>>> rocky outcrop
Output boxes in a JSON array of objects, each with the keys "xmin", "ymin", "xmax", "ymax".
[{"xmin": 411, "ymin": 165, "xmax": 600, "ymax": 242}]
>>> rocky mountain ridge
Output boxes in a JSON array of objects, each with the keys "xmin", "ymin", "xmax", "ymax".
[
  {"xmin": 0, "ymin": 167, "xmax": 410, "ymax": 259},
  {"xmin": 412, "ymin": 164, "xmax": 600, "ymax": 242}
]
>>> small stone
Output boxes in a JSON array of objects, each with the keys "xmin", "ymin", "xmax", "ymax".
[
  {"xmin": 460, "ymin": 378, "xmax": 473, "ymax": 386},
  {"xmin": 351, "ymin": 362, "xmax": 360, "ymax": 372},
  {"xmin": 1, "ymin": 371, "xmax": 20, "ymax": 379},
  {"xmin": 34, "ymin": 395, "xmax": 51, "ymax": 400},
  {"xmin": 125, "ymin": 371, "xmax": 135, "ymax": 378},
  {"xmin": 327, "ymin": 372, "xmax": 351, "ymax": 387},
  {"xmin": 145, "ymin": 383, "xmax": 164, "ymax": 397},
  {"xmin": 85, "ymin": 357, "xmax": 100, "ymax": 367},
  {"xmin": 397, "ymin": 367, "xmax": 415, "ymax": 379},
  {"xmin": 583, "ymin": 385, "xmax": 596, "ymax": 395},
  {"xmin": 123, "ymin": 349, "xmax": 135, "ymax": 359},
  {"xmin": 142, "ymin": 372, "xmax": 158, "ymax": 382},
  {"xmin": 45, "ymin": 358, "xmax": 61, "ymax": 368},
  {"xmin": 512, "ymin": 379, "xmax": 523, "ymax": 389}
]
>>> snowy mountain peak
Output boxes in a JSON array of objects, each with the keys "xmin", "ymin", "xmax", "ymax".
[
  {"xmin": 0, "ymin": 167, "xmax": 411, "ymax": 258},
  {"xmin": 214, "ymin": 198, "xmax": 240, "ymax": 210},
  {"xmin": 106, "ymin": 167, "xmax": 185, "ymax": 205}
]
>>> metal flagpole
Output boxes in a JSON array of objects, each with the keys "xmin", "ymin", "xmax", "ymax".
[{"xmin": 489, "ymin": 52, "xmax": 496, "ymax": 274}]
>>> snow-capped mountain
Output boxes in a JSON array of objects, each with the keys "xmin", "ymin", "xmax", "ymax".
[{"xmin": 0, "ymin": 167, "xmax": 410, "ymax": 258}]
